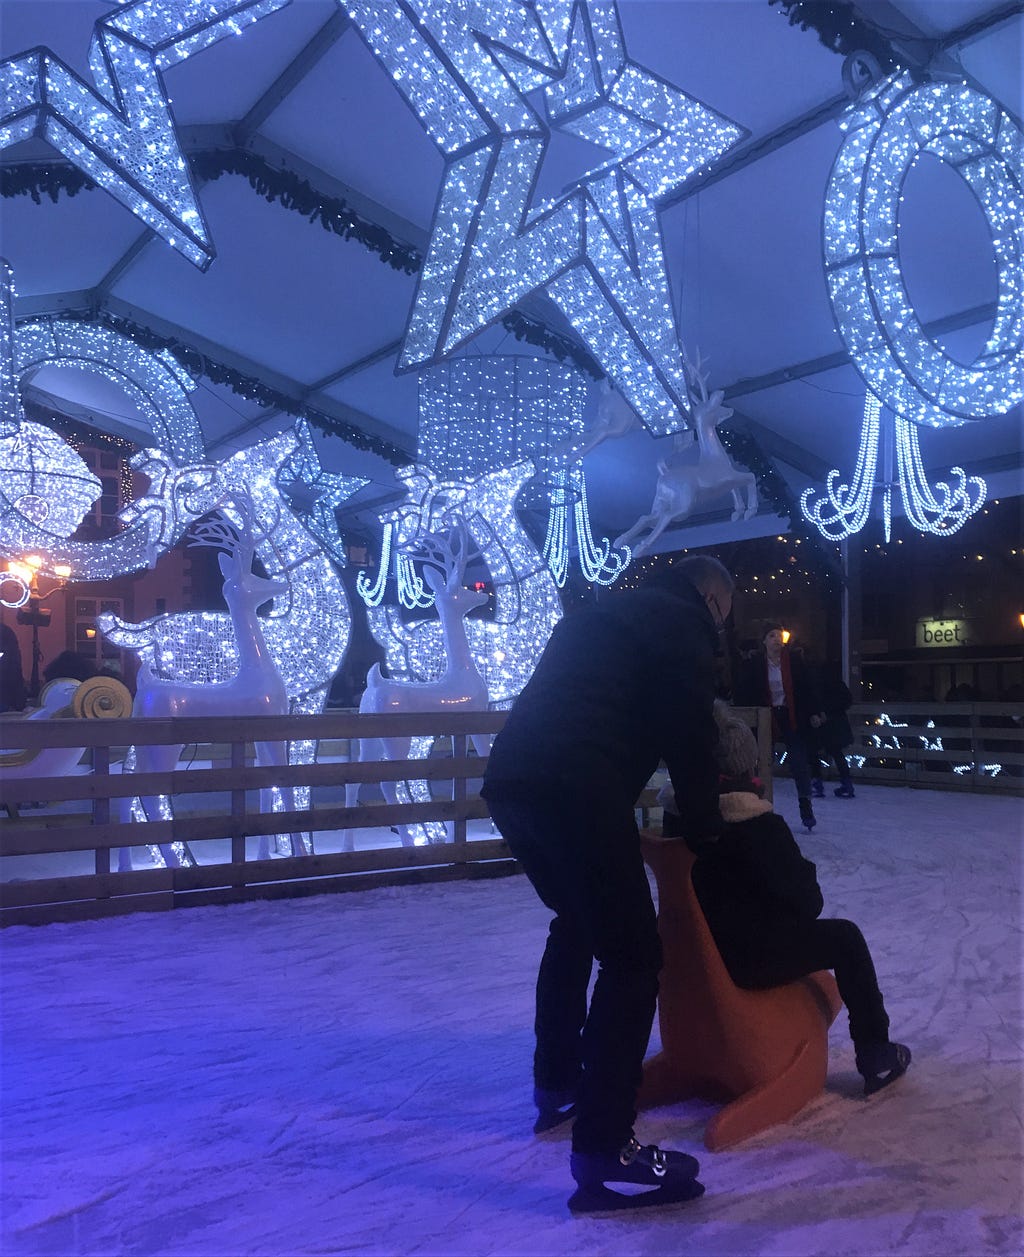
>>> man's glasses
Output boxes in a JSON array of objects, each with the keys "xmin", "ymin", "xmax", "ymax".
[{"xmin": 706, "ymin": 591, "xmax": 729, "ymax": 631}]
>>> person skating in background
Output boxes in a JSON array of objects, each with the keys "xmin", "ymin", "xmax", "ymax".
[
  {"xmin": 482, "ymin": 555, "xmax": 735, "ymax": 1214},
  {"xmin": 810, "ymin": 663, "xmax": 856, "ymax": 799},
  {"xmin": 734, "ymin": 624, "xmax": 824, "ymax": 832},
  {"xmin": 665, "ymin": 702, "xmax": 911, "ymax": 1096}
]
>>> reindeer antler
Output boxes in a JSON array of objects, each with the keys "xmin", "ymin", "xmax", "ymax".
[
  {"xmin": 401, "ymin": 516, "xmax": 472, "ymax": 591},
  {"xmin": 188, "ymin": 516, "xmax": 244, "ymax": 555},
  {"xmin": 680, "ymin": 342, "xmax": 711, "ymax": 404},
  {"xmin": 187, "ymin": 491, "xmax": 257, "ymax": 566}
]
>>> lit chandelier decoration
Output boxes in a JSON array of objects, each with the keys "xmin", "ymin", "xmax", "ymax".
[
  {"xmin": 0, "ymin": 0, "xmax": 289, "ymax": 268},
  {"xmin": 415, "ymin": 355, "xmax": 628, "ymax": 587},
  {"xmin": 803, "ymin": 68, "xmax": 1022, "ymax": 540},
  {"xmin": 340, "ymin": 0, "xmax": 746, "ymax": 433}
]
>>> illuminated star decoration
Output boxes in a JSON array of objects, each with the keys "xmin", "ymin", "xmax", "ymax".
[
  {"xmin": 275, "ymin": 419, "xmax": 370, "ymax": 565},
  {"xmin": 0, "ymin": 0, "xmax": 290, "ymax": 268},
  {"xmin": 342, "ymin": 0, "xmax": 746, "ymax": 434}
]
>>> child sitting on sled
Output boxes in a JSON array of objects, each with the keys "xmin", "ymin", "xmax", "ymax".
[{"xmin": 660, "ymin": 701, "xmax": 911, "ymax": 1096}]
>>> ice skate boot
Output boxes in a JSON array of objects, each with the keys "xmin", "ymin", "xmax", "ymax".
[
  {"xmin": 533, "ymin": 1084, "xmax": 578, "ymax": 1134},
  {"xmin": 856, "ymin": 1042, "xmax": 911, "ymax": 1096},
  {"xmin": 568, "ymin": 1137, "xmax": 704, "ymax": 1214}
]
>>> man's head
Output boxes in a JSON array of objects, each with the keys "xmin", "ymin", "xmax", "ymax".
[{"xmin": 672, "ymin": 555, "xmax": 734, "ymax": 630}]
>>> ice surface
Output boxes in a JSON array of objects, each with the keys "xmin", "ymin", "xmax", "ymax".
[{"xmin": 1, "ymin": 780, "xmax": 1021, "ymax": 1256}]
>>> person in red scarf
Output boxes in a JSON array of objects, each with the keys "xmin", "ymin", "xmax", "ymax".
[{"xmin": 734, "ymin": 624, "xmax": 824, "ymax": 831}]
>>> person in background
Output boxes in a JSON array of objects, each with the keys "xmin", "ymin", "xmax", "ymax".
[
  {"xmin": 482, "ymin": 555, "xmax": 735, "ymax": 1214},
  {"xmin": 0, "ymin": 623, "xmax": 27, "ymax": 713},
  {"xmin": 42, "ymin": 650, "xmax": 97, "ymax": 686},
  {"xmin": 810, "ymin": 663, "xmax": 856, "ymax": 799},
  {"xmin": 688, "ymin": 702, "xmax": 911, "ymax": 1096},
  {"xmin": 734, "ymin": 624, "xmax": 824, "ymax": 832}
]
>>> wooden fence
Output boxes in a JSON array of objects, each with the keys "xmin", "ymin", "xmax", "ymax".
[
  {"xmin": 0, "ymin": 710, "xmax": 512, "ymax": 926},
  {"xmin": 0, "ymin": 704, "xmax": 767, "ymax": 926},
  {"xmin": 846, "ymin": 702, "xmax": 1024, "ymax": 792}
]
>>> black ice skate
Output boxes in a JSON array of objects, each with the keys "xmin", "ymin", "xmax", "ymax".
[
  {"xmin": 568, "ymin": 1137, "xmax": 705, "ymax": 1214},
  {"xmin": 533, "ymin": 1084, "xmax": 578, "ymax": 1134},
  {"xmin": 857, "ymin": 1042, "xmax": 912, "ymax": 1096},
  {"xmin": 799, "ymin": 797, "xmax": 817, "ymax": 831}
]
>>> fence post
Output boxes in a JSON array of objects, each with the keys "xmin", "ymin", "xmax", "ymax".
[
  {"xmin": 230, "ymin": 738, "xmax": 246, "ymax": 884},
  {"xmin": 92, "ymin": 742, "xmax": 111, "ymax": 882},
  {"xmin": 451, "ymin": 731, "xmax": 468, "ymax": 860}
]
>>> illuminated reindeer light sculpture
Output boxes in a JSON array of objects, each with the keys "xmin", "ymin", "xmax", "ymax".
[
  {"xmin": 615, "ymin": 350, "xmax": 758, "ymax": 556},
  {"xmin": 344, "ymin": 519, "xmax": 489, "ymax": 850},
  {"xmin": 128, "ymin": 506, "xmax": 292, "ymax": 865}
]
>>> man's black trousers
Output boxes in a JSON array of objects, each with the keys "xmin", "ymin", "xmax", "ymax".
[{"xmin": 485, "ymin": 791, "xmax": 662, "ymax": 1156}]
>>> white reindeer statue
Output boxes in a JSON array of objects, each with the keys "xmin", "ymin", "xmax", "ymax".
[
  {"xmin": 126, "ymin": 505, "xmax": 292, "ymax": 866},
  {"xmin": 614, "ymin": 350, "xmax": 758, "ymax": 556},
  {"xmin": 343, "ymin": 519, "xmax": 489, "ymax": 850}
]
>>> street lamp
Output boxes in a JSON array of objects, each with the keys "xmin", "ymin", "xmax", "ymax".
[{"xmin": 0, "ymin": 556, "xmax": 72, "ymax": 701}]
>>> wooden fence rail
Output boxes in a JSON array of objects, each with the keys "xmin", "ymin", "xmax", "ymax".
[
  {"xmin": 0, "ymin": 705, "xmax": 769, "ymax": 926},
  {"xmin": 0, "ymin": 710, "xmax": 509, "ymax": 926}
]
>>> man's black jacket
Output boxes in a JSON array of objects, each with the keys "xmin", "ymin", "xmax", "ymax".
[{"xmin": 482, "ymin": 578, "xmax": 722, "ymax": 843}]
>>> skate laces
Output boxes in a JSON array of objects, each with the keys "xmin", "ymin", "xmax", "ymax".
[{"xmin": 619, "ymin": 1137, "xmax": 667, "ymax": 1178}]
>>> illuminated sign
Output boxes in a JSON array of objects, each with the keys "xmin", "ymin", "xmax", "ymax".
[{"xmin": 916, "ymin": 618, "xmax": 971, "ymax": 648}]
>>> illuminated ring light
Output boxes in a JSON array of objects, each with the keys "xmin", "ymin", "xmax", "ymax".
[
  {"xmin": 15, "ymin": 320, "xmax": 205, "ymax": 463},
  {"xmin": 0, "ymin": 569, "xmax": 30, "ymax": 608},
  {"xmin": 824, "ymin": 72, "xmax": 1024, "ymax": 427}
]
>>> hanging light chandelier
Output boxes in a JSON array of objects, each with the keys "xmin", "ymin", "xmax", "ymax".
[
  {"xmin": 413, "ymin": 355, "xmax": 629, "ymax": 590},
  {"xmin": 800, "ymin": 391, "xmax": 986, "ymax": 543}
]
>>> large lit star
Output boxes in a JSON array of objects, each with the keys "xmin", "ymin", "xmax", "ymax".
[
  {"xmin": 0, "ymin": 0, "xmax": 290, "ymax": 268},
  {"xmin": 342, "ymin": 0, "xmax": 747, "ymax": 435}
]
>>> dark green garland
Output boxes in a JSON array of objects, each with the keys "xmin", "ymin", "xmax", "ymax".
[
  {"xmin": 500, "ymin": 310, "xmax": 604, "ymax": 380},
  {"xmin": 2, "ymin": 155, "xmax": 607, "ymax": 382},
  {"xmin": 768, "ymin": 1, "xmax": 904, "ymax": 70}
]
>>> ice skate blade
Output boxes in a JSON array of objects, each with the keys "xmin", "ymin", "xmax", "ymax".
[
  {"xmin": 533, "ymin": 1104, "xmax": 576, "ymax": 1134},
  {"xmin": 568, "ymin": 1176, "xmax": 705, "ymax": 1215}
]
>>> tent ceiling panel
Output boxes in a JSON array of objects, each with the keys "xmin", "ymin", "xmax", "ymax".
[{"xmin": 107, "ymin": 178, "xmax": 417, "ymax": 388}]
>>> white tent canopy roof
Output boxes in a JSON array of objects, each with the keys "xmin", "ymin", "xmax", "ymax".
[{"xmin": 2, "ymin": 0, "xmax": 1021, "ymax": 547}]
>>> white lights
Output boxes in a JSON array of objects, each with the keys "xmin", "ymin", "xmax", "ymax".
[
  {"xmin": 0, "ymin": 260, "xmax": 18, "ymax": 433},
  {"xmin": 800, "ymin": 391, "xmax": 986, "ymax": 541},
  {"xmin": 342, "ymin": 0, "xmax": 745, "ymax": 433},
  {"xmin": 16, "ymin": 319, "xmax": 205, "ymax": 465},
  {"xmin": 0, "ymin": 310, "xmax": 206, "ymax": 580},
  {"xmin": 107, "ymin": 425, "xmax": 365, "ymax": 711},
  {"xmin": 824, "ymin": 71, "xmax": 1024, "ymax": 426},
  {"xmin": 0, "ymin": 420, "xmax": 102, "ymax": 540},
  {"xmin": 364, "ymin": 461, "xmax": 563, "ymax": 708},
  {"xmin": 806, "ymin": 68, "xmax": 1013, "ymax": 542},
  {"xmin": 0, "ymin": 1, "xmax": 289, "ymax": 268},
  {"xmin": 418, "ymin": 354, "xmax": 628, "ymax": 586}
]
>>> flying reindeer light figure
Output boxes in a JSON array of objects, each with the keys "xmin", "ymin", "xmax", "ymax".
[{"xmin": 614, "ymin": 348, "xmax": 758, "ymax": 556}]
